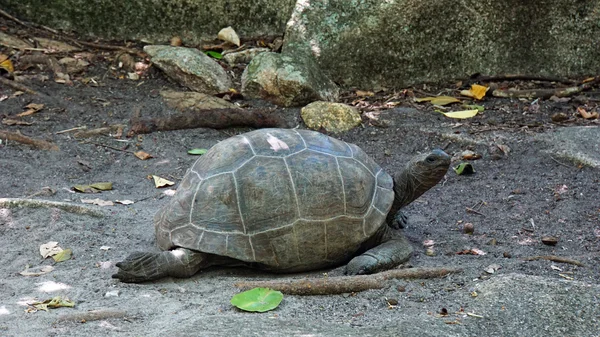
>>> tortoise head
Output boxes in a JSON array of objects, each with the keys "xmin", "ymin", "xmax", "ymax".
[{"xmin": 393, "ymin": 149, "xmax": 451, "ymax": 208}]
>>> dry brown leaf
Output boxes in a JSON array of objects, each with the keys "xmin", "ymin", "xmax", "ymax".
[
  {"xmin": 16, "ymin": 103, "xmax": 44, "ymax": 117},
  {"xmin": 460, "ymin": 84, "xmax": 489, "ymax": 100},
  {"xmin": 40, "ymin": 242, "xmax": 63, "ymax": 258},
  {"xmin": 355, "ymin": 90, "xmax": 375, "ymax": 97},
  {"xmin": 134, "ymin": 150, "xmax": 153, "ymax": 160},
  {"xmin": 20, "ymin": 265, "xmax": 55, "ymax": 277},
  {"xmin": 151, "ymin": 175, "xmax": 175, "ymax": 188},
  {"xmin": 217, "ymin": 26, "xmax": 241, "ymax": 46},
  {"xmin": 577, "ymin": 107, "xmax": 599, "ymax": 119}
]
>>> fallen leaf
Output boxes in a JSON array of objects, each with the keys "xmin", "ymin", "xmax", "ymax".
[
  {"xmin": 100, "ymin": 246, "xmax": 111, "ymax": 251},
  {"xmin": 151, "ymin": 175, "xmax": 175, "ymax": 188},
  {"xmin": 81, "ymin": 198, "xmax": 114, "ymax": 206},
  {"xmin": 577, "ymin": 107, "xmax": 599, "ymax": 119},
  {"xmin": 416, "ymin": 96, "xmax": 461, "ymax": 106},
  {"xmin": 115, "ymin": 199, "xmax": 134, "ymax": 205},
  {"xmin": 460, "ymin": 84, "xmax": 489, "ymax": 100},
  {"xmin": 40, "ymin": 242, "xmax": 63, "ymax": 258},
  {"xmin": 52, "ymin": 248, "xmax": 72, "ymax": 262},
  {"xmin": 163, "ymin": 189, "xmax": 177, "ymax": 196},
  {"xmin": 20, "ymin": 265, "xmax": 54, "ymax": 277},
  {"xmin": 29, "ymin": 296, "xmax": 75, "ymax": 312},
  {"xmin": 187, "ymin": 148, "xmax": 208, "ymax": 155},
  {"xmin": 355, "ymin": 90, "xmax": 375, "ymax": 97},
  {"xmin": 217, "ymin": 26, "xmax": 241, "ymax": 46},
  {"xmin": 204, "ymin": 51, "xmax": 223, "ymax": 59},
  {"xmin": 441, "ymin": 109, "xmax": 479, "ymax": 119},
  {"xmin": 454, "ymin": 162, "xmax": 475, "ymax": 175},
  {"xmin": 89, "ymin": 182, "xmax": 113, "ymax": 191},
  {"xmin": 484, "ymin": 264, "xmax": 501, "ymax": 274},
  {"xmin": 134, "ymin": 151, "xmax": 153, "ymax": 160},
  {"xmin": 16, "ymin": 103, "xmax": 45, "ymax": 117},
  {"xmin": 0, "ymin": 54, "xmax": 14, "ymax": 73}
]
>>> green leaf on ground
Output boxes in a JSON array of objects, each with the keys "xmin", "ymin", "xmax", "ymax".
[
  {"xmin": 204, "ymin": 51, "xmax": 223, "ymax": 59},
  {"xmin": 230, "ymin": 287, "xmax": 283, "ymax": 312},
  {"xmin": 454, "ymin": 162, "xmax": 476, "ymax": 175},
  {"xmin": 188, "ymin": 148, "xmax": 208, "ymax": 155},
  {"xmin": 52, "ymin": 248, "xmax": 72, "ymax": 262}
]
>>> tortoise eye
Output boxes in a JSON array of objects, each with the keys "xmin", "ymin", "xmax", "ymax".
[{"xmin": 426, "ymin": 156, "xmax": 436, "ymax": 163}]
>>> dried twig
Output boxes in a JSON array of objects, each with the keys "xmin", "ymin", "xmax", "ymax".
[
  {"xmin": 550, "ymin": 156, "xmax": 576, "ymax": 169},
  {"xmin": 81, "ymin": 141, "xmax": 134, "ymax": 154},
  {"xmin": 57, "ymin": 309, "xmax": 127, "ymax": 322},
  {"xmin": 0, "ymin": 77, "xmax": 39, "ymax": 95},
  {"xmin": 73, "ymin": 124, "xmax": 125, "ymax": 138},
  {"xmin": 492, "ymin": 76, "xmax": 600, "ymax": 99},
  {"xmin": 0, "ymin": 198, "xmax": 104, "ymax": 217},
  {"xmin": 522, "ymin": 255, "xmax": 585, "ymax": 267},
  {"xmin": 0, "ymin": 130, "xmax": 59, "ymax": 150},
  {"xmin": 234, "ymin": 267, "xmax": 463, "ymax": 295}
]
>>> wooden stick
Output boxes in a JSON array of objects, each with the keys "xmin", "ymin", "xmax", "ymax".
[
  {"xmin": 0, "ymin": 130, "xmax": 58, "ymax": 150},
  {"xmin": 234, "ymin": 267, "xmax": 463, "ymax": 295},
  {"xmin": 522, "ymin": 255, "xmax": 585, "ymax": 267},
  {"xmin": 0, "ymin": 77, "xmax": 39, "ymax": 95},
  {"xmin": 0, "ymin": 198, "xmax": 104, "ymax": 217},
  {"xmin": 127, "ymin": 108, "xmax": 288, "ymax": 136}
]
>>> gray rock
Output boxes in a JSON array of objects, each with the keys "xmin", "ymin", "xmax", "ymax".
[
  {"xmin": 160, "ymin": 90, "xmax": 239, "ymax": 110},
  {"xmin": 465, "ymin": 273, "xmax": 600, "ymax": 336},
  {"xmin": 536, "ymin": 126, "xmax": 600, "ymax": 168},
  {"xmin": 241, "ymin": 51, "xmax": 339, "ymax": 107},
  {"xmin": 301, "ymin": 101, "xmax": 361, "ymax": 133},
  {"xmin": 284, "ymin": 0, "xmax": 600, "ymax": 89},
  {"xmin": 223, "ymin": 48, "xmax": 271, "ymax": 66},
  {"xmin": 144, "ymin": 45, "xmax": 232, "ymax": 95},
  {"xmin": 2, "ymin": 0, "xmax": 296, "ymax": 44}
]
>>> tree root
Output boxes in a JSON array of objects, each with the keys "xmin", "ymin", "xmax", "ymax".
[
  {"xmin": 0, "ymin": 76, "xmax": 39, "ymax": 95},
  {"xmin": 127, "ymin": 108, "xmax": 289, "ymax": 136},
  {"xmin": 492, "ymin": 76, "xmax": 600, "ymax": 99},
  {"xmin": 522, "ymin": 255, "xmax": 585, "ymax": 267},
  {"xmin": 234, "ymin": 267, "xmax": 463, "ymax": 295},
  {"xmin": 0, "ymin": 198, "xmax": 104, "ymax": 218},
  {"xmin": 0, "ymin": 130, "xmax": 59, "ymax": 150},
  {"xmin": 57, "ymin": 309, "xmax": 128, "ymax": 322}
]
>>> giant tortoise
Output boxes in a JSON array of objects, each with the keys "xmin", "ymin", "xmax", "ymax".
[{"xmin": 114, "ymin": 128, "xmax": 450, "ymax": 282}]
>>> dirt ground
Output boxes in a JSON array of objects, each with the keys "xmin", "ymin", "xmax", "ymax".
[{"xmin": 1, "ymin": 28, "xmax": 600, "ymax": 336}]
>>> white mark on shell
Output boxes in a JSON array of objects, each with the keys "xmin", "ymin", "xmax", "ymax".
[{"xmin": 266, "ymin": 133, "xmax": 289, "ymax": 152}]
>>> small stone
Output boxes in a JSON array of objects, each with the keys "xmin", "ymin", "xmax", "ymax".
[
  {"xmin": 551, "ymin": 112, "xmax": 569, "ymax": 122},
  {"xmin": 396, "ymin": 285, "xmax": 406, "ymax": 292},
  {"xmin": 425, "ymin": 247, "xmax": 436, "ymax": 256},
  {"xmin": 463, "ymin": 223, "xmax": 474, "ymax": 234},
  {"xmin": 386, "ymin": 298, "xmax": 399, "ymax": 306},
  {"xmin": 541, "ymin": 236, "xmax": 558, "ymax": 246},
  {"xmin": 487, "ymin": 238, "xmax": 497, "ymax": 245},
  {"xmin": 105, "ymin": 290, "xmax": 120, "ymax": 297},
  {"xmin": 503, "ymin": 252, "xmax": 512, "ymax": 258},
  {"xmin": 170, "ymin": 36, "xmax": 183, "ymax": 47}
]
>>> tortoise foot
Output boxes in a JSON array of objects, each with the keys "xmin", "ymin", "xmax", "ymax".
[
  {"xmin": 390, "ymin": 210, "xmax": 408, "ymax": 229},
  {"xmin": 345, "ymin": 237, "xmax": 413, "ymax": 275},
  {"xmin": 113, "ymin": 251, "xmax": 167, "ymax": 283},
  {"xmin": 113, "ymin": 248, "xmax": 206, "ymax": 283}
]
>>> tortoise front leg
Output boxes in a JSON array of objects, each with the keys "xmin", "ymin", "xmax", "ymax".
[
  {"xmin": 345, "ymin": 235, "xmax": 413, "ymax": 275},
  {"xmin": 113, "ymin": 248, "xmax": 207, "ymax": 283}
]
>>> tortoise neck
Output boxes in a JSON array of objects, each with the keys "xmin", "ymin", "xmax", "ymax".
[{"xmin": 392, "ymin": 168, "xmax": 432, "ymax": 210}]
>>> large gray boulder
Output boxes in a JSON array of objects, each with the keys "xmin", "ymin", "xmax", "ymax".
[
  {"xmin": 241, "ymin": 51, "xmax": 339, "ymax": 107},
  {"xmin": 284, "ymin": 0, "xmax": 600, "ymax": 89},
  {"xmin": 2, "ymin": 0, "xmax": 296, "ymax": 43}
]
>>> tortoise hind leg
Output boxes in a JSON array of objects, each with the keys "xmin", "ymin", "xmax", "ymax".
[
  {"xmin": 113, "ymin": 248, "xmax": 207, "ymax": 283},
  {"xmin": 345, "ymin": 235, "xmax": 413, "ymax": 275}
]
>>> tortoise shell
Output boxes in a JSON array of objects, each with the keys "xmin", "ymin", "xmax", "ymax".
[{"xmin": 154, "ymin": 128, "xmax": 394, "ymax": 271}]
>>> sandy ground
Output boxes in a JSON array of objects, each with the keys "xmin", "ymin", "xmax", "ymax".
[{"xmin": 1, "ymin": 49, "xmax": 600, "ymax": 336}]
